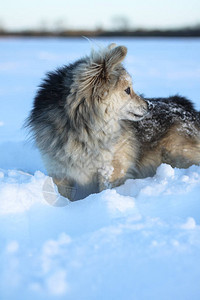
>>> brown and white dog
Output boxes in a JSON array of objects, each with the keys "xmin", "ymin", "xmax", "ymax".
[{"xmin": 27, "ymin": 43, "xmax": 200, "ymax": 200}]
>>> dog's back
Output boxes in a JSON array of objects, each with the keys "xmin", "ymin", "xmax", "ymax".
[{"xmin": 132, "ymin": 95, "xmax": 200, "ymax": 177}]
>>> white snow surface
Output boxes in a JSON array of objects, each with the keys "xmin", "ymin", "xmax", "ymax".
[{"xmin": 0, "ymin": 38, "xmax": 200, "ymax": 299}]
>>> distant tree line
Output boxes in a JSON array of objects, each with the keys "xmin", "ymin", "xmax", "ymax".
[
  {"xmin": 1, "ymin": 27, "xmax": 200, "ymax": 37},
  {"xmin": 1, "ymin": 13, "xmax": 200, "ymax": 37},
  {"xmin": 1, "ymin": 14, "xmax": 200, "ymax": 39}
]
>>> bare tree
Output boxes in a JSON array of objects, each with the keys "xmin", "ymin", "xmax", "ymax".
[
  {"xmin": 111, "ymin": 15, "xmax": 131, "ymax": 31},
  {"xmin": 0, "ymin": 19, "xmax": 5, "ymax": 32},
  {"xmin": 54, "ymin": 19, "xmax": 67, "ymax": 33}
]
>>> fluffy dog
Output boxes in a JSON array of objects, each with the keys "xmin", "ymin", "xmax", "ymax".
[{"xmin": 27, "ymin": 43, "xmax": 200, "ymax": 200}]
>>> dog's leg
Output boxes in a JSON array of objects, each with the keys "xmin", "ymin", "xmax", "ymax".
[
  {"xmin": 162, "ymin": 141, "xmax": 200, "ymax": 168},
  {"xmin": 108, "ymin": 140, "xmax": 136, "ymax": 187},
  {"xmin": 160, "ymin": 126, "xmax": 200, "ymax": 168},
  {"xmin": 98, "ymin": 160, "xmax": 132, "ymax": 191},
  {"xmin": 98, "ymin": 168, "xmax": 113, "ymax": 192},
  {"xmin": 109, "ymin": 164, "xmax": 133, "ymax": 188},
  {"xmin": 53, "ymin": 177, "xmax": 76, "ymax": 201}
]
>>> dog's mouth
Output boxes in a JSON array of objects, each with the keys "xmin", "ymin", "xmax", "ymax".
[
  {"xmin": 127, "ymin": 100, "xmax": 154, "ymax": 121},
  {"xmin": 128, "ymin": 111, "xmax": 148, "ymax": 121}
]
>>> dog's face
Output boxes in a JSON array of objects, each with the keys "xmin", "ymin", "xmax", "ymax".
[
  {"xmin": 104, "ymin": 71, "xmax": 149, "ymax": 122},
  {"xmin": 69, "ymin": 44, "xmax": 150, "ymax": 131}
]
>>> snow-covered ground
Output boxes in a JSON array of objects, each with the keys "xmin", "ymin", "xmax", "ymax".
[{"xmin": 0, "ymin": 37, "xmax": 200, "ymax": 299}]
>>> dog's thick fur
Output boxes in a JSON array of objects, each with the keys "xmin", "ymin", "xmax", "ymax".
[{"xmin": 27, "ymin": 44, "xmax": 200, "ymax": 200}]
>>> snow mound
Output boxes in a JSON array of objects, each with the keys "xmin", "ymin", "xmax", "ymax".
[{"xmin": 0, "ymin": 164, "xmax": 200, "ymax": 300}]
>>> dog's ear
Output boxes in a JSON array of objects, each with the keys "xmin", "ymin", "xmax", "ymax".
[
  {"xmin": 76, "ymin": 45, "xmax": 127, "ymax": 95},
  {"xmin": 105, "ymin": 45, "xmax": 127, "ymax": 72},
  {"xmin": 93, "ymin": 45, "xmax": 127, "ymax": 99},
  {"xmin": 107, "ymin": 43, "xmax": 117, "ymax": 50}
]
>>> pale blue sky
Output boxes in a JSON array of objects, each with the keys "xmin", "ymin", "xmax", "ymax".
[{"xmin": 1, "ymin": 0, "xmax": 200, "ymax": 31}]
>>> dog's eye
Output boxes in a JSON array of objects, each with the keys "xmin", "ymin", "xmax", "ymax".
[{"xmin": 125, "ymin": 87, "xmax": 131, "ymax": 95}]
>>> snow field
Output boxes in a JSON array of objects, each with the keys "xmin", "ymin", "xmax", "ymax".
[
  {"xmin": 0, "ymin": 164, "xmax": 200, "ymax": 299},
  {"xmin": 0, "ymin": 38, "xmax": 200, "ymax": 299}
]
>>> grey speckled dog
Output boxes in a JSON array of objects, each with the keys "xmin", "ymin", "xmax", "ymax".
[{"xmin": 27, "ymin": 43, "xmax": 200, "ymax": 201}]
